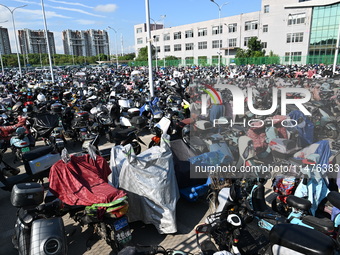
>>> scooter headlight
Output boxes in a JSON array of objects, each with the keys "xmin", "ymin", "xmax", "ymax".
[{"xmin": 44, "ymin": 238, "xmax": 61, "ymax": 255}]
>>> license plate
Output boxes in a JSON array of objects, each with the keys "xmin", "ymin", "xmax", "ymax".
[
  {"xmin": 113, "ymin": 216, "xmax": 128, "ymax": 231},
  {"xmin": 21, "ymin": 147, "xmax": 30, "ymax": 153}
]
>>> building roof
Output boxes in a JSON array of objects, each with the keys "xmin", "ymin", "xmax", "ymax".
[{"xmin": 285, "ymin": 0, "xmax": 340, "ymax": 9}]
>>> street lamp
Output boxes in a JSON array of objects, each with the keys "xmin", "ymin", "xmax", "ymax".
[
  {"xmin": 210, "ymin": 0, "xmax": 228, "ymax": 74},
  {"xmin": 160, "ymin": 15, "xmax": 166, "ymax": 68},
  {"xmin": 0, "ymin": 4, "xmax": 27, "ymax": 77},
  {"xmin": 150, "ymin": 18, "xmax": 158, "ymax": 70},
  {"xmin": 288, "ymin": 14, "xmax": 293, "ymax": 65},
  {"xmin": 41, "ymin": 0, "xmax": 55, "ymax": 83},
  {"xmin": 333, "ymin": 18, "xmax": 340, "ymax": 74},
  {"xmin": 107, "ymin": 26, "xmax": 119, "ymax": 68},
  {"xmin": 145, "ymin": 0, "xmax": 154, "ymax": 97},
  {"xmin": 0, "ymin": 20, "xmax": 8, "ymax": 76}
]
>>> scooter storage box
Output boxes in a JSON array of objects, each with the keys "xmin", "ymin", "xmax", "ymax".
[
  {"xmin": 269, "ymin": 138, "xmax": 298, "ymax": 160},
  {"xmin": 30, "ymin": 218, "xmax": 67, "ymax": 255},
  {"xmin": 26, "ymin": 153, "xmax": 61, "ymax": 175},
  {"xmin": 11, "ymin": 182, "xmax": 44, "ymax": 207},
  {"xmin": 130, "ymin": 116, "xmax": 147, "ymax": 129},
  {"xmin": 127, "ymin": 108, "xmax": 140, "ymax": 117}
]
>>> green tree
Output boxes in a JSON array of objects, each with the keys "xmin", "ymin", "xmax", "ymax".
[
  {"xmin": 135, "ymin": 46, "xmax": 154, "ymax": 61},
  {"xmin": 119, "ymin": 53, "xmax": 135, "ymax": 61}
]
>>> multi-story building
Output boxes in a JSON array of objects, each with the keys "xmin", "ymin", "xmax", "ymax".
[
  {"xmin": 18, "ymin": 29, "xmax": 56, "ymax": 55},
  {"xmin": 0, "ymin": 27, "xmax": 11, "ymax": 55},
  {"xmin": 134, "ymin": 0, "xmax": 340, "ymax": 65},
  {"xmin": 62, "ymin": 29, "xmax": 110, "ymax": 57}
]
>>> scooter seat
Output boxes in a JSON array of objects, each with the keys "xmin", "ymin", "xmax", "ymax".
[
  {"xmin": 22, "ymin": 146, "xmax": 54, "ymax": 162},
  {"xmin": 302, "ymin": 215, "xmax": 334, "ymax": 234},
  {"xmin": 114, "ymin": 127, "xmax": 137, "ymax": 139},
  {"xmin": 327, "ymin": 191, "xmax": 340, "ymax": 209},
  {"xmin": 286, "ymin": 195, "xmax": 311, "ymax": 211},
  {"xmin": 270, "ymin": 224, "xmax": 335, "ymax": 255}
]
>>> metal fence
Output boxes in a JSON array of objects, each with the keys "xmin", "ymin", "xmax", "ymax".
[{"xmin": 128, "ymin": 55, "xmax": 340, "ymax": 67}]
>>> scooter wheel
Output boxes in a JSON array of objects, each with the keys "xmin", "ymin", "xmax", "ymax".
[{"xmin": 328, "ymin": 130, "xmax": 338, "ymax": 140}]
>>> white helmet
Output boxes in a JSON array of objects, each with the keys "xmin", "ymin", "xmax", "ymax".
[{"xmin": 37, "ymin": 93, "xmax": 46, "ymax": 102}]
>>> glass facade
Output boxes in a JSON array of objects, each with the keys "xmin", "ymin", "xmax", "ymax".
[{"xmin": 309, "ymin": 3, "xmax": 340, "ymax": 57}]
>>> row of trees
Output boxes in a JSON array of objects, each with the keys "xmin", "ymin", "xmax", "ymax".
[{"xmin": 0, "ymin": 53, "xmax": 136, "ymax": 67}]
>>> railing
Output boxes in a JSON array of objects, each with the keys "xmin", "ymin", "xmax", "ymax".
[{"xmin": 128, "ymin": 55, "xmax": 340, "ymax": 67}]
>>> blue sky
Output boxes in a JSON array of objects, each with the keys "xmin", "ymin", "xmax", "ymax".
[{"xmin": 0, "ymin": 0, "xmax": 261, "ymax": 54}]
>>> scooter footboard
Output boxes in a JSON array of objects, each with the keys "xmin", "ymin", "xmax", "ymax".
[{"xmin": 30, "ymin": 218, "xmax": 67, "ymax": 255}]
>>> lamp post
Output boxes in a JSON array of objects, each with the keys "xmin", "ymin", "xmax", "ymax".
[
  {"xmin": 41, "ymin": 0, "xmax": 54, "ymax": 83},
  {"xmin": 333, "ymin": 18, "xmax": 340, "ymax": 74},
  {"xmin": 145, "ymin": 0, "xmax": 154, "ymax": 97},
  {"xmin": 161, "ymin": 15, "xmax": 166, "ymax": 68},
  {"xmin": 0, "ymin": 20, "xmax": 8, "ymax": 76},
  {"xmin": 288, "ymin": 14, "xmax": 293, "ymax": 65},
  {"xmin": 0, "ymin": 4, "xmax": 27, "ymax": 77},
  {"xmin": 107, "ymin": 26, "xmax": 119, "ymax": 68},
  {"xmin": 210, "ymin": 0, "xmax": 228, "ymax": 74},
  {"xmin": 150, "ymin": 18, "xmax": 158, "ymax": 70},
  {"xmin": 21, "ymin": 44, "xmax": 26, "ymax": 69}
]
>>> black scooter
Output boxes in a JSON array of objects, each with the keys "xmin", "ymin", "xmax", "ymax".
[
  {"xmin": 11, "ymin": 182, "xmax": 67, "ymax": 255},
  {"xmin": 0, "ymin": 146, "xmax": 60, "ymax": 191}
]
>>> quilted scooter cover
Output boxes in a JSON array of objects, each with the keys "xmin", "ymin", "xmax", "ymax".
[{"xmin": 49, "ymin": 154, "xmax": 126, "ymax": 206}]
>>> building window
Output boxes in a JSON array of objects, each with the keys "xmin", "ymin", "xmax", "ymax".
[
  {"xmin": 212, "ymin": 25, "xmax": 222, "ymax": 35},
  {"xmin": 164, "ymin": 45, "xmax": 170, "ymax": 52},
  {"xmin": 229, "ymin": 38, "xmax": 237, "ymax": 47},
  {"xmin": 198, "ymin": 41, "xmax": 207, "ymax": 49},
  {"xmin": 285, "ymin": 51, "xmax": 302, "ymax": 61},
  {"xmin": 264, "ymin": 5, "xmax": 269, "ymax": 13},
  {"xmin": 137, "ymin": 38, "xmax": 143, "ymax": 44},
  {"xmin": 185, "ymin": 43, "xmax": 194, "ymax": 51},
  {"xmin": 244, "ymin": 37, "xmax": 256, "ymax": 47},
  {"xmin": 174, "ymin": 44, "xmax": 182, "ymax": 51},
  {"xmin": 153, "ymin": 35, "xmax": 159, "ymax": 42},
  {"xmin": 155, "ymin": 46, "xmax": 160, "ymax": 53},
  {"xmin": 228, "ymin": 23, "xmax": 237, "ymax": 33},
  {"xmin": 164, "ymin": 33, "xmax": 170, "ymax": 41},
  {"xmin": 212, "ymin": 40, "xmax": 222, "ymax": 48},
  {"xmin": 288, "ymin": 13, "xmax": 306, "ymax": 25},
  {"xmin": 185, "ymin": 30, "xmax": 194, "ymax": 38},
  {"xmin": 174, "ymin": 32, "xmax": 181, "ymax": 40},
  {"xmin": 198, "ymin": 28, "xmax": 207, "ymax": 37},
  {"xmin": 245, "ymin": 20, "xmax": 258, "ymax": 31},
  {"xmin": 287, "ymin": 32, "xmax": 303, "ymax": 43},
  {"xmin": 262, "ymin": 42, "xmax": 267, "ymax": 48},
  {"xmin": 136, "ymin": 28, "xmax": 142, "ymax": 33},
  {"xmin": 263, "ymin": 25, "xmax": 268, "ymax": 33}
]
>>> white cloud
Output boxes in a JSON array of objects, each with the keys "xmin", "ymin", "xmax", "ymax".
[
  {"xmin": 76, "ymin": 19, "xmax": 97, "ymax": 25},
  {"xmin": 94, "ymin": 4, "xmax": 118, "ymax": 13},
  {"xmin": 18, "ymin": 8, "xmax": 71, "ymax": 19},
  {"xmin": 48, "ymin": 0, "xmax": 92, "ymax": 9},
  {"xmin": 51, "ymin": 6, "xmax": 105, "ymax": 18}
]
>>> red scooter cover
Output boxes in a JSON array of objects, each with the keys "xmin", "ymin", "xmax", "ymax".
[{"xmin": 49, "ymin": 154, "xmax": 126, "ymax": 206}]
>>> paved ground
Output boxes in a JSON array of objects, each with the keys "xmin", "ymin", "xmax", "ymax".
[
  {"xmin": 0, "ymin": 133, "xmax": 274, "ymax": 255},
  {"xmin": 0, "ymin": 134, "xmax": 213, "ymax": 255}
]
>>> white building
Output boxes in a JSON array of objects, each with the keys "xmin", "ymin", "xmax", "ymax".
[{"xmin": 134, "ymin": 0, "xmax": 340, "ymax": 65}]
